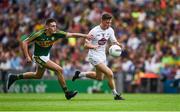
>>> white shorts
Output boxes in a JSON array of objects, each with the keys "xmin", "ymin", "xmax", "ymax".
[
  {"xmin": 88, "ymin": 55, "xmax": 107, "ymax": 66},
  {"xmin": 32, "ymin": 54, "xmax": 50, "ymax": 67}
]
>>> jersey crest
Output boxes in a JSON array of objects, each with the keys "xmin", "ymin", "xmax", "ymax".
[{"xmin": 98, "ymin": 38, "xmax": 107, "ymax": 45}]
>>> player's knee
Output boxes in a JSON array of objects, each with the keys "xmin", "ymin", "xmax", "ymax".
[
  {"xmin": 96, "ymin": 77, "xmax": 103, "ymax": 81},
  {"xmin": 107, "ymin": 72, "xmax": 113, "ymax": 79},
  {"xmin": 34, "ymin": 74, "xmax": 43, "ymax": 79}
]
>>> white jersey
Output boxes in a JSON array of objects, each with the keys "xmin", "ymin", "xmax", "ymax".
[{"xmin": 88, "ymin": 25, "xmax": 117, "ymax": 65}]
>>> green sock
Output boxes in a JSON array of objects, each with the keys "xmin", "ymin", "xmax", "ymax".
[
  {"xmin": 17, "ymin": 74, "xmax": 24, "ymax": 80},
  {"xmin": 62, "ymin": 86, "xmax": 68, "ymax": 93}
]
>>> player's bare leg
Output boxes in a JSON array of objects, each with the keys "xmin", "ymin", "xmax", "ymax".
[
  {"xmin": 21, "ymin": 66, "xmax": 45, "ymax": 79},
  {"xmin": 95, "ymin": 63, "xmax": 124, "ymax": 100},
  {"xmin": 85, "ymin": 71, "xmax": 97, "ymax": 79},
  {"xmin": 73, "ymin": 63, "xmax": 124, "ymax": 100},
  {"xmin": 45, "ymin": 60, "xmax": 78, "ymax": 100},
  {"xmin": 7, "ymin": 66, "xmax": 45, "ymax": 90},
  {"xmin": 45, "ymin": 60, "xmax": 66, "ymax": 87},
  {"xmin": 96, "ymin": 63, "xmax": 116, "ymax": 90},
  {"xmin": 72, "ymin": 71, "xmax": 96, "ymax": 81},
  {"xmin": 73, "ymin": 63, "xmax": 115, "ymax": 89},
  {"xmin": 72, "ymin": 69, "xmax": 104, "ymax": 81}
]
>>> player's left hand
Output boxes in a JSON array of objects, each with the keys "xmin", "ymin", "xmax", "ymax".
[
  {"xmin": 26, "ymin": 57, "xmax": 32, "ymax": 64},
  {"xmin": 119, "ymin": 44, "xmax": 125, "ymax": 50},
  {"xmin": 116, "ymin": 43, "xmax": 125, "ymax": 50},
  {"xmin": 93, "ymin": 45, "xmax": 100, "ymax": 50}
]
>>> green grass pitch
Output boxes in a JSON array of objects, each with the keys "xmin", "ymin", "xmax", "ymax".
[{"xmin": 0, "ymin": 93, "xmax": 180, "ymax": 111}]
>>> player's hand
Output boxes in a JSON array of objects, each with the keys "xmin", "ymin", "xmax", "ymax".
[
  {"xmin": 26, "ymin": 57, "xmax": 32, "ymax": 63},
  {"xmin": 118, "ymin": 43, "xmax": 125, "ymax": 50},
  {"xmin": 93, "ymin": 45, "xmax": 100, "ymax": 50},
  {"xmin": 86, "ymin": 34, "xmax": 93, "ymax": 40}
]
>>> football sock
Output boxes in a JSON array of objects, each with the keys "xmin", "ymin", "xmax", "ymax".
[
  {"xmin": 112, "ymin": 89, "xmax": 118, "ymax": 96},
  {"xmin": 62, "ymin": 86, "xmax": 68, "ymax": 93},
  {"xmin": 17, "ymin": 74, "xmax": 24, "ymax": 80},
  {"xmin": 79, "ymin": 72, "xmax": 87, "ymax": 78}
]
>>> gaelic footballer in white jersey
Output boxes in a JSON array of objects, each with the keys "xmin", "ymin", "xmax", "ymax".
[
  {"xmin": 88, "ymin": 25, "xmax": 117, "ymax": 66},
  {"xmin": 72, "ymin": 13, "xmax": 125, "ymax": 100}
]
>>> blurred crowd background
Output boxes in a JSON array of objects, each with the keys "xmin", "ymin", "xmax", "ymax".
[{"xmin": 0, "ymin": 0, "xmax": 180, "ymax": 93}]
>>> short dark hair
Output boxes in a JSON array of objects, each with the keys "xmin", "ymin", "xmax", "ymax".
[
  {"xmin": 101, "ymin": 13, "xmax": 112, "ymax": 20},
  {"xmin": 45, "ymin": 18, "xmax": 57, "ymax": 25}
]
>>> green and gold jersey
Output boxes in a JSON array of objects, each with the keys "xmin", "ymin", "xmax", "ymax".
[{"xmin": 24, "ymin": 29, "xmax": 67, "ymax": 56}]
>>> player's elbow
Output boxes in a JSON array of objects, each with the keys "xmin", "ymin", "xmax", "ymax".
[
  {"xmin": 96, "ymin": 77, "xmax": 103, "ymax": 81},
  {"xmin": 66, "ymin": 32, "xmax": 72, "ymax": 37},
  {"xmin": 22, "ymin": 40, "xmax": 28, "ymax": 45},
  {"xmin": 22, "ymin": 40, "xmax": 30, "ymax": 49}
]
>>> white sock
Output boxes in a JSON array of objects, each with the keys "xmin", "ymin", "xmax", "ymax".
[
  {"xmin": 79, "ymin": 72, "xmax": 87, "ymax": 78},
  {"xmin": 112, "ymin": 89, "xmax": 118, "ymax": 96}
]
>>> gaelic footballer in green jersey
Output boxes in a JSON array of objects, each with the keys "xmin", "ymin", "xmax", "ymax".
[
  {"xmin": 7, "ymin": 18, "xmax": 92, "ymax": 100},
  {"xmin": 24, "ymin": 29, "xmax": 68, "ymax": 67}
]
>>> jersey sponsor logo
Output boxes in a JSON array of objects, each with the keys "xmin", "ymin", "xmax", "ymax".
[
  {"xmin": 36, "ymin": 40, "xmax": 55, "ymax": 47},
  {"xmin": 98, "ymin": 38, "xmax": 107, "ymax": 45}
]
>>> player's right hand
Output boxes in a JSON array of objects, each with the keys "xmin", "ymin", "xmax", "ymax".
[
  {"xmin": 93, "ymin": 45, "xmax": 100, "ymax": 50},
  {"xmin": 26, "ymin": 57, "xmax": 32, "ymax": 63},
  {"xmin": 86, "ymin": 34, "xmax": 93, "ymax": 40}
]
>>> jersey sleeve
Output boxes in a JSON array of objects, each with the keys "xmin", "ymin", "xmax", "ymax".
[
  {"xmin": 23, "ymin": 30, "xmax": 44, "ymax": 42},
  {"xmin": 109, "ymin": 28, "xmax": 117, "ymax": 43},
  {"xmin": 20, "ymin": 34, "xmax": 28, "ymax": 41},
  {"xmin": 56, "ymin": 30, "xmax": 67, "ymax": 38}
]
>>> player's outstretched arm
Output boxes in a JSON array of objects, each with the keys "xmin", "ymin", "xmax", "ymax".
[{"xmin": 66, "ymin": 33, "xmax": 92, "ymax": 40}]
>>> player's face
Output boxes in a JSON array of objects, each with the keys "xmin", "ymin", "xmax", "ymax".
[
  {"xmin": 101, "ymin": 19, "xmax": 112, "ymax": 29},
  {"xmin": 46, "ymin": 22, "xmax": 57, "ymax": 34}
]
